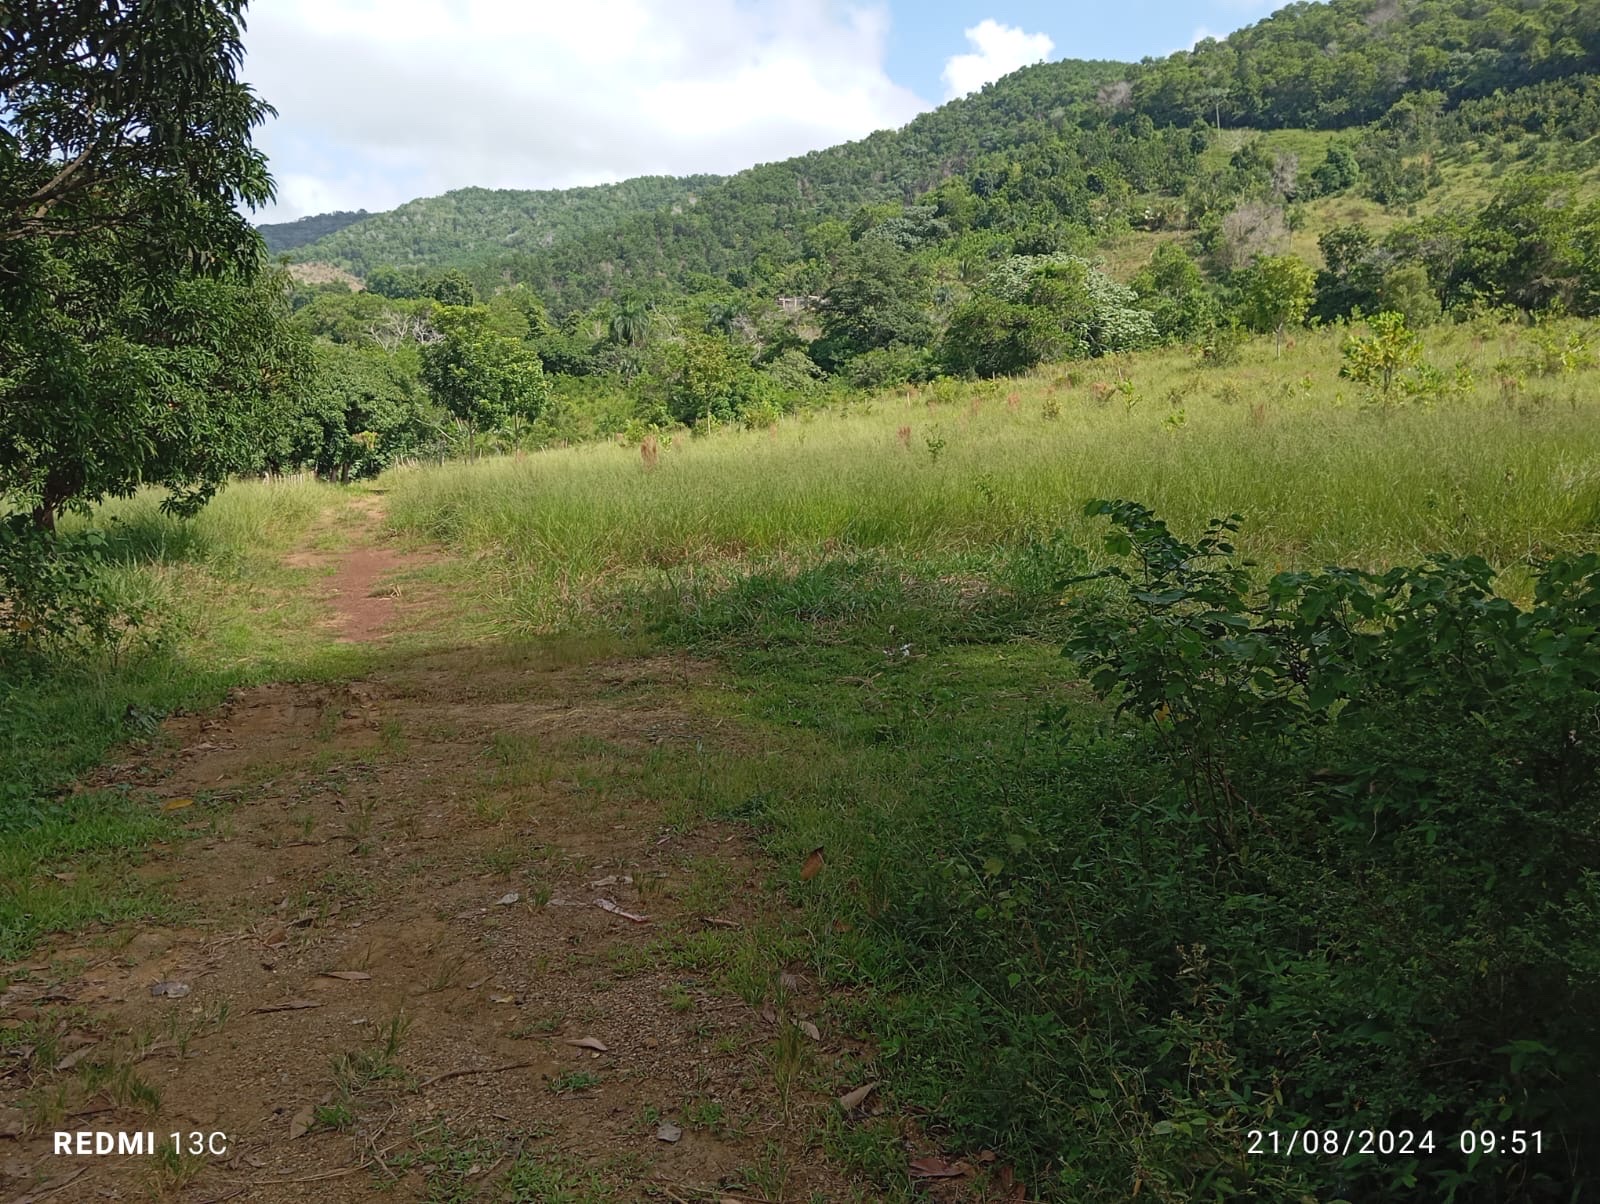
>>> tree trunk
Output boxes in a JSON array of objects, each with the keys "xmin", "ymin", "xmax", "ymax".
[{"xmin": 29, "ymin": 466, "xmax": 74, "ymax": 531}]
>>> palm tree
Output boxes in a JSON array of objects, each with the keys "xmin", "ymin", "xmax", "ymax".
[{"xmin": 608, "ymin": 295, "xmax": 654, "ymax": 348}]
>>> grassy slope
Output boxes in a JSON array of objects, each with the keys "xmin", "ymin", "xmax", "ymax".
[
  {"xmin": 377, "ymin": 317, "xmax": 1600, "ymax": 1197},
  {"xmin": 386, "ymin": 320, "xmax": 1600, "ymax": 628}
]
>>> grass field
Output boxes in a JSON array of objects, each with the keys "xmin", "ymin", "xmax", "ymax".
[
  {"xmin": 7, "ymin": 317, "xmax": 1599, "ymax": 1201},
  {"xmin": 385, "ymin": 318, "xmax": 1600, "ymax": 631}
]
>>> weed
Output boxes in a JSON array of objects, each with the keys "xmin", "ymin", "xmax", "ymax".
[{"xmin": 548, "ymin": 1070, "xmax": 600, "ymax": 1095}]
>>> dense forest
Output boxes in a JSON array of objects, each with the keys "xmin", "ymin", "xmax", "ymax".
[
  {"xmin": 268, "ymin": 0, "xmax": 1598, "ymax": 312},
  {"xmin": 257, "ymin": 207, "xmax": 370, "ymax": 254},
  {"xmin": 277, "ymin": 176, "xmax": 723, "ymax": 278}
]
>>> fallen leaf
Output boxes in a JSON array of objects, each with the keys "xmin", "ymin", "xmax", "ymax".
[
  {"xmin": 837, "ymin": 1082, "xmax": 877, "ymax": 1112},
  {"xmin": 655, "ymin": 1121, "xmax": 682, "ymax": 1143},
  {"xmin": 701, "ymin": 916, "xmax": 740, "ymax": 929},
  {"xmin": 319, "ymin": 970, "xmax": 371, "ymax": 982},
  {"xmin": 253, "ymin": 999, "xmax": 321, "ymax": 1013},
  {"xmin": 975, "ymin": 1150, "xmax": 998, "ymax": 1165},
  {"xmin": 779, "ymin": 971, "xmax": 801, "ymax": 993},
  {"xmin": 797, "ymin": 1020, "xmax": 820, "ymax": 1041},
  {"xmin": 50, "ymin": 872, "xmax": 77, "ymax": 884},
  {"xmin": 799, "ymin": 847, "xmax": 824, "ymax": 881},
  {"xmin": 162, "ymin": 797, "xmax": 195, "ymax": 811},
  {"xmin": 590, "ymin": 875, "xmax": 633, "ymax": 888},
  {"xmin": 55, "ymin": 1044, "xmax": 98, "ymax": 1072},
  {"xmin": 489, "ymin": 993, "xmax": 516, "ymax": 1004},
  {"xmin": 149, "ymin": 980, "xmax": 190, "ymax": 999},
  {"xmin": 289, "ymin": 1104, "xmax": 315, "ymax": 1140},
  {"xmin": 496, "ymin": 892, "xmax": 520, "ymax": 906},
  {"xmin": 909, "ymin": 1157, "xmax": 970, "ymax": 1179},
  {"xmin": 595, "ymin": 898, "xmax": 649, "ymax": 923},
  {"xmin": 760, "ymin": 1004, "xmax": 776, "ymax": 1025},
  {"xmin": 563, "ymin": 1036, "xmax": 608, "ymax": 1052},
  {"xmin": 261, "ymin": 925, "xmax": 289, "ymax": 948}
]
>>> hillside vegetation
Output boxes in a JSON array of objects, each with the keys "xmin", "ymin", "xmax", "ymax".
[
  {"xmin": 277, "ymin": 176, "xmax": 722, "ymax": 279},
  {"xmin": 258, "ymin": 207, "xmax": 371, "ymax": 254}
]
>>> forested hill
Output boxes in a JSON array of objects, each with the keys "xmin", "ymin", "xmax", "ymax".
[
  {"xmin": 275, "ymin": 0, "xmax": 1600, "ymax": 314},
  {"xmin": 272, "ymin": 176, "xmax": 723, "ymax": 278},
  {"xmin": 258, "ymin": 209, "xmax": 372, "ymax": 254}
]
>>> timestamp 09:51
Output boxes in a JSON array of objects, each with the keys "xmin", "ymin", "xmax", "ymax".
[{"xmin": 1247, "ymin": 1129, "xmax": 1545, "ymax": 1158}]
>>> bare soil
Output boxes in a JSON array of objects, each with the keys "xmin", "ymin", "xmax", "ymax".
[{"xmin": 0, "ymin": 498, "xmax": 975, "ymax": 1203}]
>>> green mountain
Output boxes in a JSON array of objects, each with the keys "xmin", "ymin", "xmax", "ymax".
[
  {"xmin": 258, "ymin": 209, "xmax": 371, "ymax": 254},
  {"xmin": 274, "ymin": 0, "xmax": 1600, "ymax": 326},
  {"xmin": 274, "ymin": 177, "xmax": 722, "ymax": 277}
]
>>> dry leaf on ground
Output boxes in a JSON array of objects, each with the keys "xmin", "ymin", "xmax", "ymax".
[
  {"xmin": 908, "ymin": 1156, "xmax": 970, "ymax": 1179},
  {"xmin": 563, "ymin": 1036, "xmax": 608, "ymax": 1052},
  {"xmin": 149, "ymin": 981, "xmax": 190, "ymax": 999},
  {"xmin": 319, "ymin": 970, "xmax": 372, "ymax": 981},
  {"xmin": 837, "ymin": 1082, "xmax": 877, "ymax": 1111},
  {"xmin": 800, "ymin": 847, "xmax": 824, "ymax": 880},
  {"xmin": 288, "ymin": 1104, "xmax": 315, "ymax": 1139},
  {"xmin": 253, "ymin": 999, "xmax": 321, "ymax": 1013}
]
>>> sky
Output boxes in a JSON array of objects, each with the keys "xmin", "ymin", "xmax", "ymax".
[{"xmin": 245, "ymin": 0, "xmax": 1281, "ymax": 223}]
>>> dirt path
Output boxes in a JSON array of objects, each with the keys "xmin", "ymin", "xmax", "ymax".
[{"xmin": 0, "ymin": 498, "xmax": 939, "ymax": 1203}]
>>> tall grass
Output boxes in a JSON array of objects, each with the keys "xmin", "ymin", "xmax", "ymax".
[{"xmin": 385, "ymin": 321, "xmax": 1600, "ymax": 628}]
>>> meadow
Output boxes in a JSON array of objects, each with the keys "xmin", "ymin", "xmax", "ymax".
[
  {"xmin": 386, "ymin": 318, "xmax": 1600, "ymax": 628},
  {"xmin": 375, "ymin": 316, "xmax": 1600, "ymax": 1200},
  {"xmin": 6, "ymin": 317, "xmax": 1600, "ymax": 1201}
]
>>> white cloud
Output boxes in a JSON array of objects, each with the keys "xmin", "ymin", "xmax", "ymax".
[
  {"xmin": 940, "ymin": 19, "xmax": 1053, "ymax": 102},
  {"xmin": 244, "ymin": 0, "xmax": 929, "ymax": 221}
]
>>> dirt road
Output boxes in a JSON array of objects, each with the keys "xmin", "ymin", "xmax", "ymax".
[{"xmin": 1, "ymin": 496, "xmax": 912, "ymax": 1202}]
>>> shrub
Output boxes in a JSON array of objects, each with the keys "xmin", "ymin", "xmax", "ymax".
[
  {"xmin": 1341, "ymin": 310, "xmax": 1423, "ymax": 397},
  {"xmin": 1058, "ymin": 499, "xmax": 1600, "ymax": 1201}
]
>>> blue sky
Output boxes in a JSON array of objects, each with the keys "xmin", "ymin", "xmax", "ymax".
[
  {"xmin": 244, "ymin": 0, "xmax": 1284, "ymax": 222},
  {"xmin": 884, "ymin": 1, "xmax": 1279, "ymax": 99}
]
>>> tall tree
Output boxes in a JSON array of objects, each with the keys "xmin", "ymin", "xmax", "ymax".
[{"xmin": 1, "ymin": 0, "xmax": 306, "ymax": 529}]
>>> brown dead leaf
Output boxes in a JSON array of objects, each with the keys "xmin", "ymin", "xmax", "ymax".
[
  {"xmin": 908, "ymin": 1156, "xmax": 970, "ymax": 1180},
  {"xmin": 260, "ymin": 925, "xmax": 289, "ymax": 948},
  {"xmin": 563, "ymin": 1036, "xmax": 608, "ymax": 1052},
  {"xmin": 837, "ymin": 1082, "xmax": 877, "ymax": 1112},
  {"xmin": 318, "ymin": 970, "xmax": 372, "ymax": 982},
  {"xmin": 253, "ymin": 999, "xmax": 321, "ymax": 1013},
  {"xmin": 800, "ymin": 846, "xmax": 824, "ymax": 881},
  {"xmin": 797, "ymin": 1020, "xmax": 820, "ymax": 1041},
  {"xmin": 289, "ymin": 1104, "xmax": 315, "ymax": 1140},
  {"xmin": 701, "ymin": 916, "xmax": 740, "ymax": 929}
]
